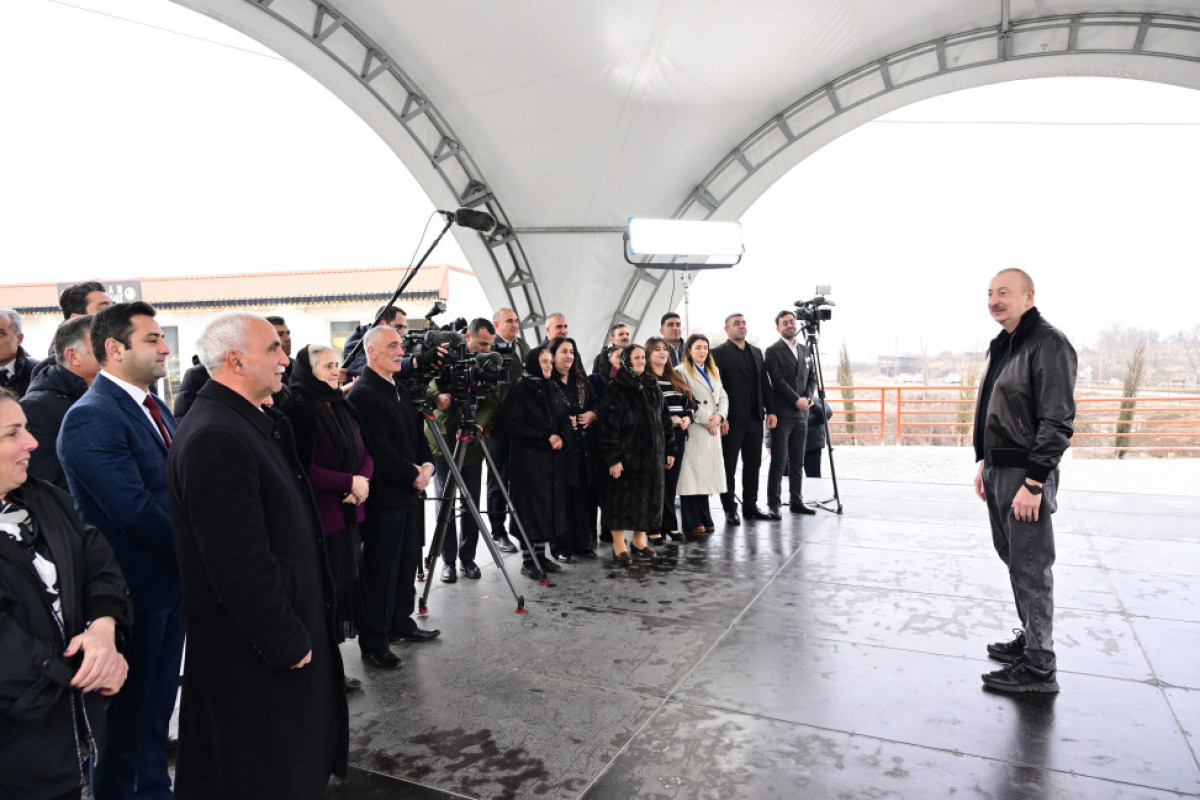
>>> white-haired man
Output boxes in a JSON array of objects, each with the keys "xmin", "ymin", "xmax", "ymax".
[
  {"xmin": 347, "ymin": 325, "xmax": 439, "ymax": 670},
  {"xmin": 168, "ymin": 312, "xmax": 348, "ymax": 799}
]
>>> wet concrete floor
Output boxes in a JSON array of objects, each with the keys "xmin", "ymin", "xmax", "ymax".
[{"xmin": 325, "ymin": 478, "xmax": 1200, "ymax": 799}]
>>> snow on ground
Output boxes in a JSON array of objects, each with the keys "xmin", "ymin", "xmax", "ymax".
[{"xmin": 814, "ymin": 446, "xmax": 1200, "ymax": 497}]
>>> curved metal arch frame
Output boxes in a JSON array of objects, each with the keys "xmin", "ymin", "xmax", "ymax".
[
  {"xmin": 242, "ymin": 0, "xmax": 546, "ymax": 338},
  {"xmin": 614, "ymin": 11, "xmax": 1200, "ymax": 333}
]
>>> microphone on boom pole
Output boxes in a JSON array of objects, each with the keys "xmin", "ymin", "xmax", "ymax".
[{"xmin": 437, "ymin": 208, "xmax": 497, "ymax": 233}]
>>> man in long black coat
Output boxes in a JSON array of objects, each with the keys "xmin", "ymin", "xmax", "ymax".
[{"xmin": 168, "ymin": 313, "xmax": 347, "ymax": 800}]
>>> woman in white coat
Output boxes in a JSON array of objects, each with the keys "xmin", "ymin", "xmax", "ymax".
[{"xmin": 676, "ymin": 333, "xmax": 728, "ymax": 533}]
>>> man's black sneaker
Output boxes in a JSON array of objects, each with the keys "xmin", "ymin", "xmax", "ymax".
[
  {"xmin": 987, "ymin": 629, "xmax": 1026, "ymax": 663},
  {"xmin": 981, "ymin": 656, "xmax": 1059, "ymax": 693}
]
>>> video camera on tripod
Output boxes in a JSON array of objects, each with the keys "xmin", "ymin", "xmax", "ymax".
[
  {"xmin": 401, "ymin": 303, "xmax": 510, "ymax": 418},
  {"xmin": 794, "ymin": 294, "xmax": 834, "ymax": 332},
  {"xmin": 393, "ymin": 299, "xmax": 506, "ymax": 407}
]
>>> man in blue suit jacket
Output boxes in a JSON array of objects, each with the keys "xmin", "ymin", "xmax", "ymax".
[{"xmin": 58, "ymin": 301, "xmax": 183, "ymax": 800}]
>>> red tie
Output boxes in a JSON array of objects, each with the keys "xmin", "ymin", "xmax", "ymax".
[{"xmin": 143, "ymin": 395, "xmax": 172, "ymax": 447}]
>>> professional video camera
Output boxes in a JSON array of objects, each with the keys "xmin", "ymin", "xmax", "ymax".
[
  {"xmin": 401, "ymin": 303, "xmax": 509, "ymax": 418},
  {"xmin": 794, "ymin": 294, "xmax": 834, "ymax": 332}
]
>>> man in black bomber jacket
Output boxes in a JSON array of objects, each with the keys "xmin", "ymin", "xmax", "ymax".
[{"xmin": 973, "ymin": 268, "xmax": 1077, "ymax": 694}]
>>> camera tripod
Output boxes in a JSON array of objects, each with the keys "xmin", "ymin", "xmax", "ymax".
[
  {"xmin": 801, "ymin": 323, "xmax": 843, "ymax": 514},
  {"xmin": 417, "ymin": 402, "xmax": 553, "ymax": 617}
]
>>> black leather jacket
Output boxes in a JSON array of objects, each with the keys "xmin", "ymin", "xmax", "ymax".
[{"xmin": 973, "ymin": 307, "xmax": 1077, "ymax": 483}]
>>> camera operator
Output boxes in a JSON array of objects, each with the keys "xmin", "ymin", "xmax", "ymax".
[{"xmin": 426, "ymin": 318, "xmax": 501, "ymax": 582}]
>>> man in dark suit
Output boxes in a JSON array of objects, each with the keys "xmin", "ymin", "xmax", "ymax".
[
  {"xmin": 764, "ymin": 310, "xmax": 819, "ymax": 516},
  {"xmin": 0, "ymin": 308, "xmax": 41, "ymax": 398},
  {"xmin": 486, "ymin": 307, "xmax": 527, "ymax": 553},
  {"xmin": 540, "ymin": 312, "xmax": 569, "ymax": 346},
  {"xmin": 591, "ymin": 322, "xmax": 631, "ymax": 374},
  {"xmin": 660, "ymin": 312, "xmax": 685, "ymax": 366},
  {"xmin": 348, "ymin": 325, "xmax": 439, "ymax": 670},
  {"xmin": 57, "ymin": 301, "xmax": 183, "ymax": 800},
  {"xmin": 711, "ymin": 313, "xmax": 776, "ymax": 524},
  {"xmin": 168, "ymin": 312, "xmax": 348, "ymax": 799}
]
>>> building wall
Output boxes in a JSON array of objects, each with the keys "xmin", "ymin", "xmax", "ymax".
[{"xmin": 17, "ymin": 299, "xmax": 440, "ymax": 401}]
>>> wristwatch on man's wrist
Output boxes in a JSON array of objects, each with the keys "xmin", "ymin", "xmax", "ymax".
[{"xmin": 1023, "ymin": 480, "xmax": 1044, "ymax": 496}]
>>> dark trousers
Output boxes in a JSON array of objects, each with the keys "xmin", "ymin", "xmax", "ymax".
[
  {"xmin": 360, "ymin": 503, "xmax": 424, "ymax": 655},
  {"xmin": 91, "ymin": 584, "xmax": 185, "ymax": 800},
  {"xmin": 803, "ymin": 447, "xmax": 823, "ymax": 478},
  {"xmin": 433, "ymin": 459, "xmax": 483, "ymax": 566},
  {"xmin": 562, "ymin": 483, "xmax": 597, "ymax": 554},
  {"xmin": 984, "ymin": 465, "xmax": 1058, "ymax": 670},
  {"xmin": 680, "ymin": 495, "xmax": 714, "ymax": 531},
  {"xmin": 659, "ymin": 435, "xmax": 686, "ymax": 533},
  {"xmin": 485, "ymin": 432, "xmax": 511, "ymax": 537},
  {"xmin": 720, "ymin": 419, "xmax": 763, "ymax": 512},
  {"xmin": 768, "ymin": 414, "xmax": 808, "ymax": 509}
]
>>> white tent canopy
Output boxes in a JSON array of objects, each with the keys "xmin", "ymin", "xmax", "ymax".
[{"xmin": 175, "ymin": 0, "xmax": 1200, "ymax": 345}]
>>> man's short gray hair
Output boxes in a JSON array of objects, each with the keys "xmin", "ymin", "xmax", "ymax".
[
  {"xmin": 362, "ymin": 324, "xmax": 397, "ymax": 353},
  {"xmin": 196, "ymin": 312, "xmax": 260, "ymax": 371},
  {"xmin": 0, "ymin": 308, "xmax": 22, "ymax": 336},
  {"xmin": 54, "ymin": 315, "xmax": 93, "ymax": 366}
]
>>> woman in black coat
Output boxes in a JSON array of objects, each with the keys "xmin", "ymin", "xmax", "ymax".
[
  {"xmin": 0, "ymin": 390, "xmax": 132, "ymax": 800},
  {"xmin": 500, "ymin": 347, "xmax": 572, "ymax": 577},
  {"xmin": 595, "ymin": 345, "xmax": 677, "ymax": 563},
  {"xmin": 285, "ymin": 345, "xmax": 374, "ymax": 692},
  {"xmin": 645, "ymin": 336, "xmax": 696, "ymax": 544},
  {"xmin": 548, "ymin": 337, "xmax": 599, "ymax": 561}
]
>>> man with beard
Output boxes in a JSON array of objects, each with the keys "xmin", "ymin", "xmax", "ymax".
[
  {"xmin": 58, "ymin": 302, "xmax": 183, "ymax": 800},
  {"xmin": 764, "ymin": 310, "xmax": 819, "ymax": 516}
]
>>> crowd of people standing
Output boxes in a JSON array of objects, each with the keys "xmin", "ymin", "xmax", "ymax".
[{"xmin": 0, "ymin": 287, "xmax": 828, "ymax": 800}]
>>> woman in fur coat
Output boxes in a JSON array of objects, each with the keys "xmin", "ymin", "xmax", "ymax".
[{"xmin": 595, "ymin": 345, "xmax": 677, "ymax": 563}]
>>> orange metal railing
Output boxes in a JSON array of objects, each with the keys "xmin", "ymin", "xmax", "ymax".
[{"xmin": 818, "ymin": 386, "xmax": 1200, "ymax": 451}]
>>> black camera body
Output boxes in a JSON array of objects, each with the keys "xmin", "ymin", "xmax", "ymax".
[
  {"xmin": 794, "ymin": 295, "xmax": 833, "ymax": 330},
  {"xmin": 400, "ymin": 312, "xmax": 510, "ymax": 422}
]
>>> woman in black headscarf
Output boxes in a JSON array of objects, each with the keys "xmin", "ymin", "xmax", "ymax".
[
  {"xmin": 500, "ymin": 347, "xmax": 572, "ymax": 577},
  {"xmin": 595, "ymin": 345, "xmax": 677, "ymax": 563},
  {"xmin": 548, "ymin": 336, "xmax": 599, "ymax": 561},
  {"xmin": 285, "ymin": 345, "xmax": 373, "ymax": 691}
]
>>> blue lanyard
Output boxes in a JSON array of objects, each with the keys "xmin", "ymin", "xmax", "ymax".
[{"xmin": 694, "ymin": 363, "xmax": 714, "ymax": 393}]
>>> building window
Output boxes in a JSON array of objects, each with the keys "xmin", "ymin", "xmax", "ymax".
[
  {"xmin": 330, "ymin": 321, "xmax": 360, "ymax": 354},
  {"xmin": 160, "ymin": 325, "xmax": 182, "ymax": 401}
]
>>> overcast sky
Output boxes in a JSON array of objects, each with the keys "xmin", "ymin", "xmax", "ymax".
[{"xmin": 3, "ymin": 0, "xmax": 1199, "ymax": 361}]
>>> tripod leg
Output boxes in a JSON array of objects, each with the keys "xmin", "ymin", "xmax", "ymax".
[
  {"xmin": 441, "ymin": 431, "xmax": 530, "ymax": 609},
  {"xmin": 480, "ymin": 434, "xmax": 549, "ymax": 584},
  {"xmin": 418, "ymin": 420, "xmax": 461, "ymax": 613},
  {"xmin": 808, "ymin": 335, "xmax": 843, "ymax": 514}
]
